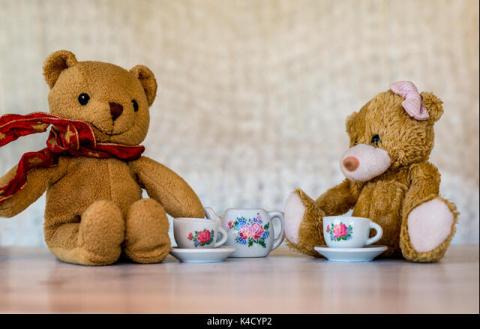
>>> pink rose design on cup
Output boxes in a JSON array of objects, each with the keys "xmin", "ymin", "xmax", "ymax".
[
  {"xmin": 334, "ymin": 223, "xmax": 348, "ymax": 239},
  {"xmin": 327, "ymin": 222, "xmax": 353, "ymax": 241},
  {"xmin": 197, "ymin": 230, "xmax": 212, "ymax": 245},
  {"xmin": 187, "ymin": 229, "xmax": 215, "ymax": 247}
]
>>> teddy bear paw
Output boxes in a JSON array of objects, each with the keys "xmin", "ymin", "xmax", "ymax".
[
  {"xmin": 284, "ymin": 191, "xmax": 306, "ymax": 245},
  {"xmin": 407, "ymin": 198, "xmax": 454, "ymax": 253}
]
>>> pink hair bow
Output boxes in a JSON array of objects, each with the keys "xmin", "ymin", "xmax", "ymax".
[{"xmin": 390, "ymin": 81, "xmax": 429, "ymax": 120}]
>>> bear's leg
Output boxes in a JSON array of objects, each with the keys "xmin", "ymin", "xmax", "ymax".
[
  {"xmin": 46, "ymin": 200, "xmax": 125, "ymax": 265},
  {"xmin": 124, "ymin": 199, "xmax": 171, "ymax": 264},
  {"xmin": 284, "ymin": 189, "xmax": 324, "ymax": 257},
  {"xmin": 400, "ymin": 197, "xmax": 458, "ymax": 262}
]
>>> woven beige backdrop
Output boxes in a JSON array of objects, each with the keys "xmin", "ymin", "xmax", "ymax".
[{"xmin": 0, "ymin": 0, "xmax": 478, "ymax": 246}]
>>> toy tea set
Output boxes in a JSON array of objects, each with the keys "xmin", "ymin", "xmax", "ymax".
[
  {"xmin": 170, "ymin": 208, "xmax": 387, "ymax": 263},
  {"xmin": 170, "ymin": 208, "xmax": 286, "ymax": 263}
]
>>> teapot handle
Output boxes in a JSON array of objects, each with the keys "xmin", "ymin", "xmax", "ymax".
[
  {"xmin": 268, "ymin": 211, "xmax": 285, "ymax": 250},
  {"xmin": 204, "ymin": 207, "xmax": 220, "ymax": 221}
]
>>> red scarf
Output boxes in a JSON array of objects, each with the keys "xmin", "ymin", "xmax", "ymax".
[{"xmin": 0, "ymin": 112, "xmax": 144, "ymax": 203}]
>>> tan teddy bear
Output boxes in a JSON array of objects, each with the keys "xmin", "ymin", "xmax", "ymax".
[
  {"xmin": 0, "ymin": 50, "xmax": 204, "ymax": 265},
  {"xmin": 284, "ymin": 81, "xmax": 458, "ymax": 262}
]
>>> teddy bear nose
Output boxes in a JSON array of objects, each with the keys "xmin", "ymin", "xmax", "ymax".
[
  {"xmin": 109, "ymin": 102, "xmax": 123, "ymax": 121},
  {"xmin": 343, "ymin": 156, "xmax": 359, "ymax": 171}
]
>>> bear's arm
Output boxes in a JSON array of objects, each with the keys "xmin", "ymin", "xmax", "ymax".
[
  {"xmin": 314, "ymin": 179, "xmax": 361, "ymax": 215},
  {"xmin": 402, "ymin": 162, "xmax": 441, "ymax": 216},
  {"xmin": 130, "ymin": 156, "xmax": 204, "ymax": 218},
  {"xmin": 0, "ymin": 159, "xmax": 68, "ymax": 218}
]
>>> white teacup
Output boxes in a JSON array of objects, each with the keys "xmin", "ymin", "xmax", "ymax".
[
  {"xmin": 174, "ymin": 217, "xmax": 228, "ymax": 249},
  {"xmin": 323, "ymin": 216, "xmax": 383, "ymax": 248}
]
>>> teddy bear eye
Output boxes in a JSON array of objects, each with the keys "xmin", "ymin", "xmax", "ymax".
[
  {"xmin": 132, "ymin": 100, "xmax": 139, "ymax": 112},
  {"xmin": 371, "ymin": 134, "xmax": 381, "ymax": 146},
  {"xmin": 78, "ymin": 93, "xmax": 90, "ymax": 106}
]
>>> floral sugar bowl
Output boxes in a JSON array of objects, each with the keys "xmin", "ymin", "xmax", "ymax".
[{"xmin": 205, "ymin": 208, "xmax": 285, "ymax": 258}]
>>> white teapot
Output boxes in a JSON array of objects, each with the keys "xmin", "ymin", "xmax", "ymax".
[{"xmin": 205, "ymin": 207, "xmax": 285, "ymax": 258}]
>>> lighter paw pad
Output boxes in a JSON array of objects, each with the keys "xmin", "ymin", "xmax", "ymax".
[
  {"xmin": 408, "ymin": 198, "xmax": 454, "ymax": 253},
  {"xmin": 284, "ymin": 192, "xmax": 306, "ymax": 245}
]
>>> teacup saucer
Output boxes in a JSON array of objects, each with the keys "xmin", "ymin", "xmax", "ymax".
[
  {"xmin": 314, "ymin": 245, "xmax": 388, "ymax": 262},
  {"xmin": 170, "ymin": 247, "xmax": 236, "ymax": 264}
]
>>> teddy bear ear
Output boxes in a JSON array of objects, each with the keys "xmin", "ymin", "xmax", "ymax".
[
  {"xmin": 43, "ymin": 50, "xmax": 78, "ymax": 89},
  {"xmin": 345, "ymin": 111, "xmax": 358, "ymax": 133},
  {"xmin": 421, "ymin": 92, "xmax": 444, "ymax": 123},
  {"xmin": 130, "ymin": 65, "xmax": 157, "ymax": 106}
]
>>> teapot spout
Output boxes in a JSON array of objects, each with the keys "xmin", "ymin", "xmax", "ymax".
[{"xmin": 204, "ymin": 207, "xmax": 220, "ymax": 221}]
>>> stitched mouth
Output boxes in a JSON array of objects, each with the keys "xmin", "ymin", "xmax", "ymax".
[{"xmin": 90, "ymin": 122, "xmax": 130, "ymax": 136}]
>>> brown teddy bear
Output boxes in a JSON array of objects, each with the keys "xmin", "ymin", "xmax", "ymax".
[
  {"xmin": 0, "ymin": 50, "xmax": 205, "ymax": 265},
  {"xmin": 284, "ymin": 81, "xmax": 458, "ymax": 262}
]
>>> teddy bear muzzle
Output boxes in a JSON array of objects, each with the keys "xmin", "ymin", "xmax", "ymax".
[{"xmin": 340, "ymin": 144, "xmax": 391, "ymax": 182}]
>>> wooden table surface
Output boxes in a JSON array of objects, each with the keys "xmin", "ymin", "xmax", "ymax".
[{"xmin": 0, "ymin": 245, "xmax": 478, "ymax": 314}]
